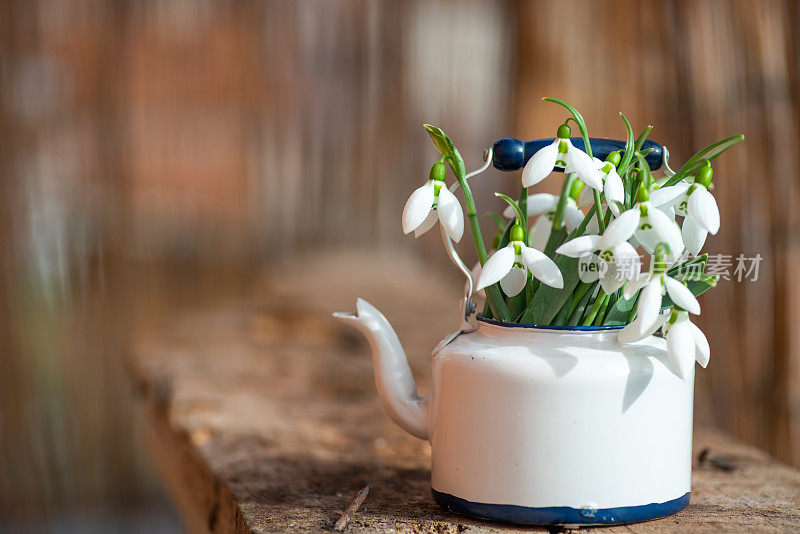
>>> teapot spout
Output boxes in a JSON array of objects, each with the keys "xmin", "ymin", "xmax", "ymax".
[{"xmin": 333, "ymin": 299, "xmax": 429, "ymax": 440}]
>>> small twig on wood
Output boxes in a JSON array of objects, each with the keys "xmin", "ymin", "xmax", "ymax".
[
  {"xmin": 697, "ymin": 447, "xmax": 737, "ymax": 472},
  {"xmin": 334, "ymin": 485, "xmax": 370, "ymax": 531}
]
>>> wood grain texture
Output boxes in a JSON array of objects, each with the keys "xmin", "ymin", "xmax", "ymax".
[{"xmin": 127, "ymin": 253, "xmax": 800, "ymax": 533}]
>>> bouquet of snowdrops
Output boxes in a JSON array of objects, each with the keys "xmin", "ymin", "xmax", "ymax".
[{"xmin": 402, "ymin": 97, "xmax": 743, "ymax": 378}]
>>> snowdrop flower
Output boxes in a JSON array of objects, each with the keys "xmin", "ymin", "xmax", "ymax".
[
  {"xmin": 521, "ymin": 123, "xmax": 603, "ymax": 190},
  {"xmin": 556, "ymin": 227, "xmax": 640, "ymax": 293},
  {"xmin": 476, "ymin": 224, "xmax": 564, "ymax": 296},
  {"xmin": 663, "ymin": 310, "xmax": 710, "ymax": 379},
  {"xmin": 577, "ymin": 152, "xmax": 625, "ymax": 215},
  {"xmin": 599, "ymin": 185, "xmax": 684, "ymax": 258},
  {"xmin": 651, "ymin": 165, "xmax": 720, "ymax": 256},
  {"xmin": 618, "ymin": 247, "xmax": 700, "ymax": 343},
  {"xmin": 402, "ymin": 161, "xmax": 464, "ymax": 242},
  {"xmin": 503, "ymin": 193, "xmax": 584, "ymax": 251},
  {"xmin": 679, "ymin": 167, "xmax": 719, "ymax": 255}
]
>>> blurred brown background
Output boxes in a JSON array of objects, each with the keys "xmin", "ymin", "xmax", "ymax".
[{"xmin": 1, "ymin": 0, "xmax": 798, "ymax": 531}]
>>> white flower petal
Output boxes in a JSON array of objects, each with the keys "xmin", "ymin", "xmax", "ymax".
[
  {"xmin": 522, "ymin": 140, "xmax": 559, "ymax": 187},
  {"xmin": 623, "ymin": 272, "xmax": 651, "ymax": 300},
  {"xmin": 619, "ymin": 319, "xmax": 647, "ymax": 343},
  {"xmin": 577, "ymin": 185, "xmax": 594, "ymax": 208},
  {"xmin": 414, "ymin": 209, "xmax": 438, "ymax": 238},
  {"xmin": 525, "ymin": 193, "xmax": 559, "ymax": 216},
  {"xmin": 500, "ymin": 265, "xmax": 527, "ymax": 296},
  {"xmin": 688, "ymin": 186, "xmax": 720, "ymax": 234},
  {"xmin": 664, "ymin": 276, "xmax": 701, "ymax": 315},
  {"xmin": 681, "ymin": 217, "xmax": 708, "ymax": 256},
  {"xmin": 476, "ymin": 246, "xmax": 516, "ymax": 290},
  {"xmin": 689, "ymin": 321, "xmax": 710, "ymax": 367},
  {"xmin": 666, "ymin": 319, "xmax": 695, "ymax": 379},
  {"xmin": 650, "ymin": 183, "xmax": 690, "ymax": 208},
  {"xmin": 600, "ymin": 264, "xmax": 625, "ymax": 293},
  {"xmin": 401, "ymin": 181, "xmax": 435, "ymax": 234},
  {"xmin": 528, "ymin": 215, "xmax": 552, "ymax": 251},
  {"xmin": 565, "ymin": 143, "xmax": 603, "ymax": 190},
  {"xmin": 618, "ymin": 311, "xmax": 668, "ymax": 343},
  {"xmin": 659, "ymin": 205, "xmax": 676, "ymax": 220},
  {"xmin": 639, "ymin": 207, "xmax": 684, "ymax": 257},
  {"xmin": 556, "ymin": 235, "xmax": 601, "ymax": 257},
  {"xmin": 612, "ymin": 241, "xmax": 641, "ymax": 280},
  {"xmin": 436, "ymin": 186, "xmax": 464, "ymax": 242},
  {"xmin": 520, "ymin": 246, "xmax": 564, "ymax": 288},
  {"xmin": 564, "ymin": 202, "xmax": 585, "ymax": 231},
  {"xmin": 604, "ymin": 168, "xmax": 624, "ymax": 206},
  {"xmin": 586, "ymin": 215, "xmax": 599, "ymax": 235},
  {"xmin": 637, "ymin": 278, "xmax": 664, "ymax": 331},
  {"xmin": 599, "ymin": 208, "xmax": 639, "ymax": 249}
]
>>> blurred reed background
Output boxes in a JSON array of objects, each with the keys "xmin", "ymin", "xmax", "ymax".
[{"xmin": 0, "ymin": 0, "xmax": 798, "ymax": 530}]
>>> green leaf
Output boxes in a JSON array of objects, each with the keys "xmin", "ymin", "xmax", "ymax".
[
  {"xmin": 668, "ymin": 254, "xmax": 708, "ymax": 278},
  {"xmin": 423, "ymin": 124, "xmax": 466, "ymax": 179},
  {"xmin": 568, "ymin": 282, "xmax": 599, "ymax": 326},
  {"xmin": 519, "ymin": 255, "xmax": 581, "ymax": 324},
  {"xmin": 664, "ymin": 134, "xmax": 744, "ymax": 187},
  {"xmin": 423, "ymin": 124, "xmax": 456, "ymax": 159},
  {"xmin": 603, "ymin": 292, "xmax": 638, "ymax": 325},
  {"xmin": 551, "ymin": 294, "xmax": 573, "ymax": 326},
  {"xmin": 634, "ymin": 125, "xmax": 653, "ymax": 152}
]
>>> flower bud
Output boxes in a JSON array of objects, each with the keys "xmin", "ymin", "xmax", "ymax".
[
  {"xmin": 569, "ymin": 179, "xmax": 584, "ymax": 200},
  {"xmin": 695, "ymin": 164, "xmax": 713, "ymax": 187},
  {"xmin": 605, "ymin": 151, "xmax": 621, "ymax": 166},
  {"xmin": 429, "ymin": 161, "xmax": 447, "ymax": 182},
  {"xmin": 635, "ymin": 184, "xmax": 649, "ymax": 204},
  {"xmin": 510, "ymin": 224, "xmax": 525, "ymax": 243},
  {"xmin": 556, "ymin": 123, "xmax": 571, "ymax": 139}
]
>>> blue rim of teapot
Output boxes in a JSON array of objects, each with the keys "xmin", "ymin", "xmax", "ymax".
[{"xmin": 476, "ymin": 315, "xmax": 624, "ymax": 331}]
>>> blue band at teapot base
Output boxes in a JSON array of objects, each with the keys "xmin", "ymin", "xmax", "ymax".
[{"xmin": 432, "ymin": 489, "xmax": 690, "ymax": 526}]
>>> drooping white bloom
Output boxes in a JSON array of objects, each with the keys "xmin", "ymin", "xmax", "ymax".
[
  {"xmin": 618, "ymin": 268, "xmax": 701, "ymax": 343},
  {"xmin": 663, "ymin": 310, "xmax": 710, "ymax": 379},
  {"xmin": 556, "ymin": 228, "xmax": 640, "ymax": 293},
  {"xmin": 503, "ymin": 193, "xmax": 584, "ymax": 251},
  {"xmin": 618, "ymin": 310, "xmax": 670, "ymax": 344},
  {"xmin": 401, "ymin": 164, "xmax": 464, "ymax": 242},
  {"xmin": 599, "ymin": 200, "xmax": 684, "ymax": 258},
  {"xmin": 476, "ymin": 225, "xmax": 564, "ymax": 296},
  {"xmin": 577, "ymin": 157, "xmax": 624, "ymax": 215},
  {"xmin": 521, "ymin": 125, "xmax": 603, "ymax": 190},
  {"xmin": 651, "ymin": 166, "xmax": 720, "ymax": 256}
]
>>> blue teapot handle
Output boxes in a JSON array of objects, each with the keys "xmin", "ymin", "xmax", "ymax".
[{"xmin": 491, "ymin": 137, "xmax": 663, "ymax": 172}]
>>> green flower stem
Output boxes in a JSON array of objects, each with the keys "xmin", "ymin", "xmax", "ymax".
[
  {"xmin": 544, "ymin": 172, "xmax": 577, "ymax": 257},
  {"xmin": 635, "ymin": 152, "xmax": 654, "ymax": 189},
  {"xmin": 568, "ymin": 282, "xmax": 592, "ymax": 317},
  {"xmin": 593, "ymin": 294, "xmax": 611, "ymax": 325},
  {"xmin": 448, "ymin": 155, "xmax": 511, "ymax": 322},
  {"xmin": 582, "ymin": 291, "xmax": 609, "ymax": 326},
  {"xmin": 592, "ymin": 189, "xmax": 606, "ymax": 233}
]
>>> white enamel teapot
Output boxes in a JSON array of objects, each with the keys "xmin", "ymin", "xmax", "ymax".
[{"xmin": 335, "ymin": 296, "xmax": 693, "ymax": 527}]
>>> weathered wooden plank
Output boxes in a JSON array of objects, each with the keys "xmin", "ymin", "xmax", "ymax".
[{"xmin": 127, "ymin": 254, "xmax": 800, "ymax": 532}]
